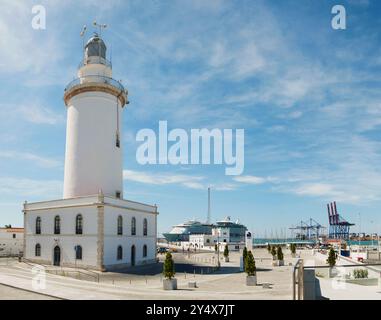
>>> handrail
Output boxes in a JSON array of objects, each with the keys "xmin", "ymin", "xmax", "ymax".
[
  {"xmin": 292, "ymin": 259, "xmax": 303, "ymax": 300},
  {"xmin": 65, "ymin": 75, "xmax": 125, "ymax": 93}
]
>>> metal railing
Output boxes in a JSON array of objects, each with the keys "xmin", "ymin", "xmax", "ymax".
[
  {"xmin": 292, "ymin": 259, "xmax": 304, "ymax": 300},
  {"xmin": 65, "ymin": 75, "xmax": 125, "ymax": 93}
]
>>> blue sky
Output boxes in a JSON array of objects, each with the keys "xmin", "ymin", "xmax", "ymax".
[{"xmin": 1, "ymin": 0, "xmax": 381, "ymax": 237}]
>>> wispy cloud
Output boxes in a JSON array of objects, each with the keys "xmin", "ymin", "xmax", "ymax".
[
  {"xmin": 123, "ymin": 169, "xmax": 238, "ymax": 191},
  {"xmin": 0, "ymin": 177, "xmax": 62, "ymax": 198},
  {"xmin": 0, "ymin": 151, "xmax": 61, "ymax": 168}
]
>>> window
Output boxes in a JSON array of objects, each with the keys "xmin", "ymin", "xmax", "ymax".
[
  {"xmin": 143, "ymin": 245, "xmax": 147, "ymax": 258},
  {"xmin": 117, "ymin": 245, "xmax": 123, "ymax": 260},
  {"xmin": 117, "ymin": 216, "xmax": 123, "ymax": 235},
  {"xmin": 12, "ymin": 234, "xmax": 16, "ymax": 239},
  {"xmin": 76, "ymin": 214, "xmax": 83, "ymax": 235},
  {"xmin": 131, "ymin": 217, "xmax": 136, "ymax": 236},
  {"xmin": 116, "ymin": 132, "xmax": 120, "ymax": 148},
  {"xmin": 36, "ymin": 217, "xmax": 41, "ymax": 234},
  {"xmin": 35, "ymin": 244, "xmax": 41, "ymax": 257},
  {"xmin": 143, "ymin": 218, "xmax": 148, "ymax": 236},
  {"xmin": 75, "ymin": 245, "xmax": 82, "ymax": 260},
  {"xmin": 115, "ymin": 191, "xmax": 121, "ymax": 199},
  {"xmin": 54, "ymin": 216, "xmax": 60, "ymax": 234}
]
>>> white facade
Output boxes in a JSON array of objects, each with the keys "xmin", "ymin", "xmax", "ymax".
[
  {"xmin": 24, "ymin": 194, "xmax": 158, "ymax": 270},
  {"xmin": 23, "ymin": 33, "xmax": 158, "ymax": 271},
  {"xmin": 0, "ymin": 228, "xmax": 23, "ymax": 256}
]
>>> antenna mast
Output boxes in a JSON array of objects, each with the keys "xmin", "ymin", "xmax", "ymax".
[{"xmin": 207, "ymin": 187, "xmax": 211, "ymax": 224}]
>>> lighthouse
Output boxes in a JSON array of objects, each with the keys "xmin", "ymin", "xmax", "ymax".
[
  {"xmin": 23, "ymin": 27, "xmax": 158, "ymax": 271},
  {"xmin": 63, "ymin": 33, "xmax": 127, "ymax": 199}
]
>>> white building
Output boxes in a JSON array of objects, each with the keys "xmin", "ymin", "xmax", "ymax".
[
  {"xmin": 0, "ymin": 227, "xmax": 24, "ymax": 256},
  {"xmin": 23, "ymin": 31, "xmax": 158, "ymax": 271}
]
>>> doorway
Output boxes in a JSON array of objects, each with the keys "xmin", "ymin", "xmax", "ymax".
[
  {"xmin": 53, "ymin": 246, "xmax": 61, "ymax": 266},
  {"xmin": 131, "ymin": 245, "xmax": 135, "ymax": 266}
]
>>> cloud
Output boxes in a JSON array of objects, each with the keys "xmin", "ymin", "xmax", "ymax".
[
  {"xmin": 123, "ymin": 169, "xmax": 238, "ymax": 191},
  {"xmin": 0, "ymin": 151, "xmax": 61, "ymax": 168},
  {"xmin": 123, "ymin": 169, "xmax": 204, "ymax": 187},
  {"xmin": 233, "ymin": 175, "xmax": 275, "ymax": 185},
  {"xmin": 0, "ymin": 177, "xmax": 62, "ymax": 199},
  {"xmin": 18, "ymin": 104, "xmax": 63, "ymax": 125}
]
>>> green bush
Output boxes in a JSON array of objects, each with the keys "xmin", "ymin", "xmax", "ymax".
[
  {"xmin": 242, "ymin": 247, "xmax": 248, "ymax": 271},
  {"xmin": 353, "ymin": 269, "xmax": 368, "ymax": 279},
  {"xmin": 271, "ymin": 246, "xmax": 277, "ymax": 257},
  {"xmin": 277, "ymin": 246, "xmax": 284, "ymax": 261},
  {"xmin": 267, "ymin": 243, "xmax": 271, "ymax": 253},
  {"xmin": 223, "ymin": 245, "xmax": 229, "ymax": 258},
  {"xmin": 326, "ymin": 247, "xmax": 337, "ymax": 267},
  {"xmin": 245, "ymin": 251, "xmax": 256, "ymax": 276},
  {"xmin": 163, "ymin": 252, "xmax": 175, "ymax": 279}
]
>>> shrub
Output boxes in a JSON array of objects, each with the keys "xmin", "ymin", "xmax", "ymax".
[
  {"xmin": 223, "ymin": 245, "xmax": 229, "ymax": 258},
  {"xmin": 163, "ymin": 252, "xmax": 175, "ymax": 279},
  {"xmin": 267, "ymin": 243, "xmax": 271, "ymax": 253},
  {"xmin": 271, "ymin": 246, "xmax": 277, "ymax": 257},
  {"xmin": 290, "ymin": 243, "xmax": 296, "ymax": 254},
  {"xmin": 353, "ymin": 269, "xmax": 368, "ymax": 279},
  {"xmin": 277, "ymin": 246, "xmax": 284, "ymax": 261},
  {"xmin": 326, "ymin": 247, "xmax": 337, "ymax": 267},
  {"xmin": 242, "ymin": 247, "xmax": 248, "ymax": 271},
  {"xmin": 245, "ymin": 251, "xmax": 256, "ymax": 276}
]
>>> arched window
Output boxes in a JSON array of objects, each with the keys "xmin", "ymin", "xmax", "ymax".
[
  {"xmin": 143, "ymin": 244, "xmax": 147, "ymax": 258},
  {"xmin": 35, "ymin": 243, "xmax": 41, "ymax": 257},
  {"xmin": 36, "ymin": 217, "xmax": 41, "ymax": 234},
  {"xmin": 131, "ymin": 217, "xmax": 136, "ymax": 236},
  {"xmin": 75, "ymin": 245, "xmax": 82, "ymax": 260},
  {"xmin": 117, "ymin": 245, "xmax": 123, "ymax": 260},
  {"xmin": 54, "ymin": 216, "xmax": 60, "ymax": 234},
  {"xmin": 117, "ymin": 216, "xmax": 123, "ymax": 235},
  {"xmin": 143, "ymin": 218, "xmax": 148, "ymax": 236},
  {"xmin": 76, "ymin": 214, "xmax": 83, "ymax": 234}
]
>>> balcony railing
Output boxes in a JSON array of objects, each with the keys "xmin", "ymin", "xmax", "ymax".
[{"xmin": 65, "ymin": 75, "xmax": 125, "ymax": 93}]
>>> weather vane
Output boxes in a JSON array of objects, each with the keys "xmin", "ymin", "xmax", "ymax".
[{"xmin": 93, "ymin": 20, "xmax": 107, "ymax": 37}]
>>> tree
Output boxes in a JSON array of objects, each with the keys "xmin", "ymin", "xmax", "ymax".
[
  {"xmin": 4, "ymin": 224, "xmax": 11, "ymax": 229},
  {"xmin": 277, "ymin": 246, "xmax": 284, "ymax": 261},
  {"xmin": 245, "ymin": 251, "xmax": 256, "ymax": 276},
  {"xmin": 326, "ymin": 247, "xmax": 337, "ymax": 267},
  {"xmin": 290, "ymin": 243, "xmax": 296, "ymax": 254},
  {"xmin": 267, "ymin": 243, "xmax": 271, "ymax": 253},
  {"xmin": 223, "ymin": 245, "xmax": 229, "ymax": 258},
  {"xmin": 271, "ymin": 246, "xmax": 277, "ymax": 258},
  {"xmin": 242, "ymin": 247, "xmax": 248, "ymax": 271},
  {"xmin": 163, "ymin": 252, "xmax": 175, "ymax": 279}
]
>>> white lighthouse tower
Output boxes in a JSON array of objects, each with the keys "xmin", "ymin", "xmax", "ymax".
[
  {"xmin": 23, "ymin": 26, "xmax": 158, "ymax": 271},
  {"xmin": 63, "ymin": 32, "xmax": 127, "ymax": 199}
]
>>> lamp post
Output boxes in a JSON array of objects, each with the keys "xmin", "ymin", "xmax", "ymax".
[{"xmin": 217, "ymin": 230, "xmax": 220, "ymax": 269}]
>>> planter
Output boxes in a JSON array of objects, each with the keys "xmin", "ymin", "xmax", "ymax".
[
  {"xmin": 163, "ymin": 278, "xmax": 177, "ymax": 290},
  {"xmin": 328, "ymin": 267, "xmax": 338, "ymax": 278},
  {"xmin": 224, "ymin": 257, "xmax": 229, "ymax": 262},
  {"xmin": 246, "ymin": 275, "xmax": 257, "ymax": 286}
]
